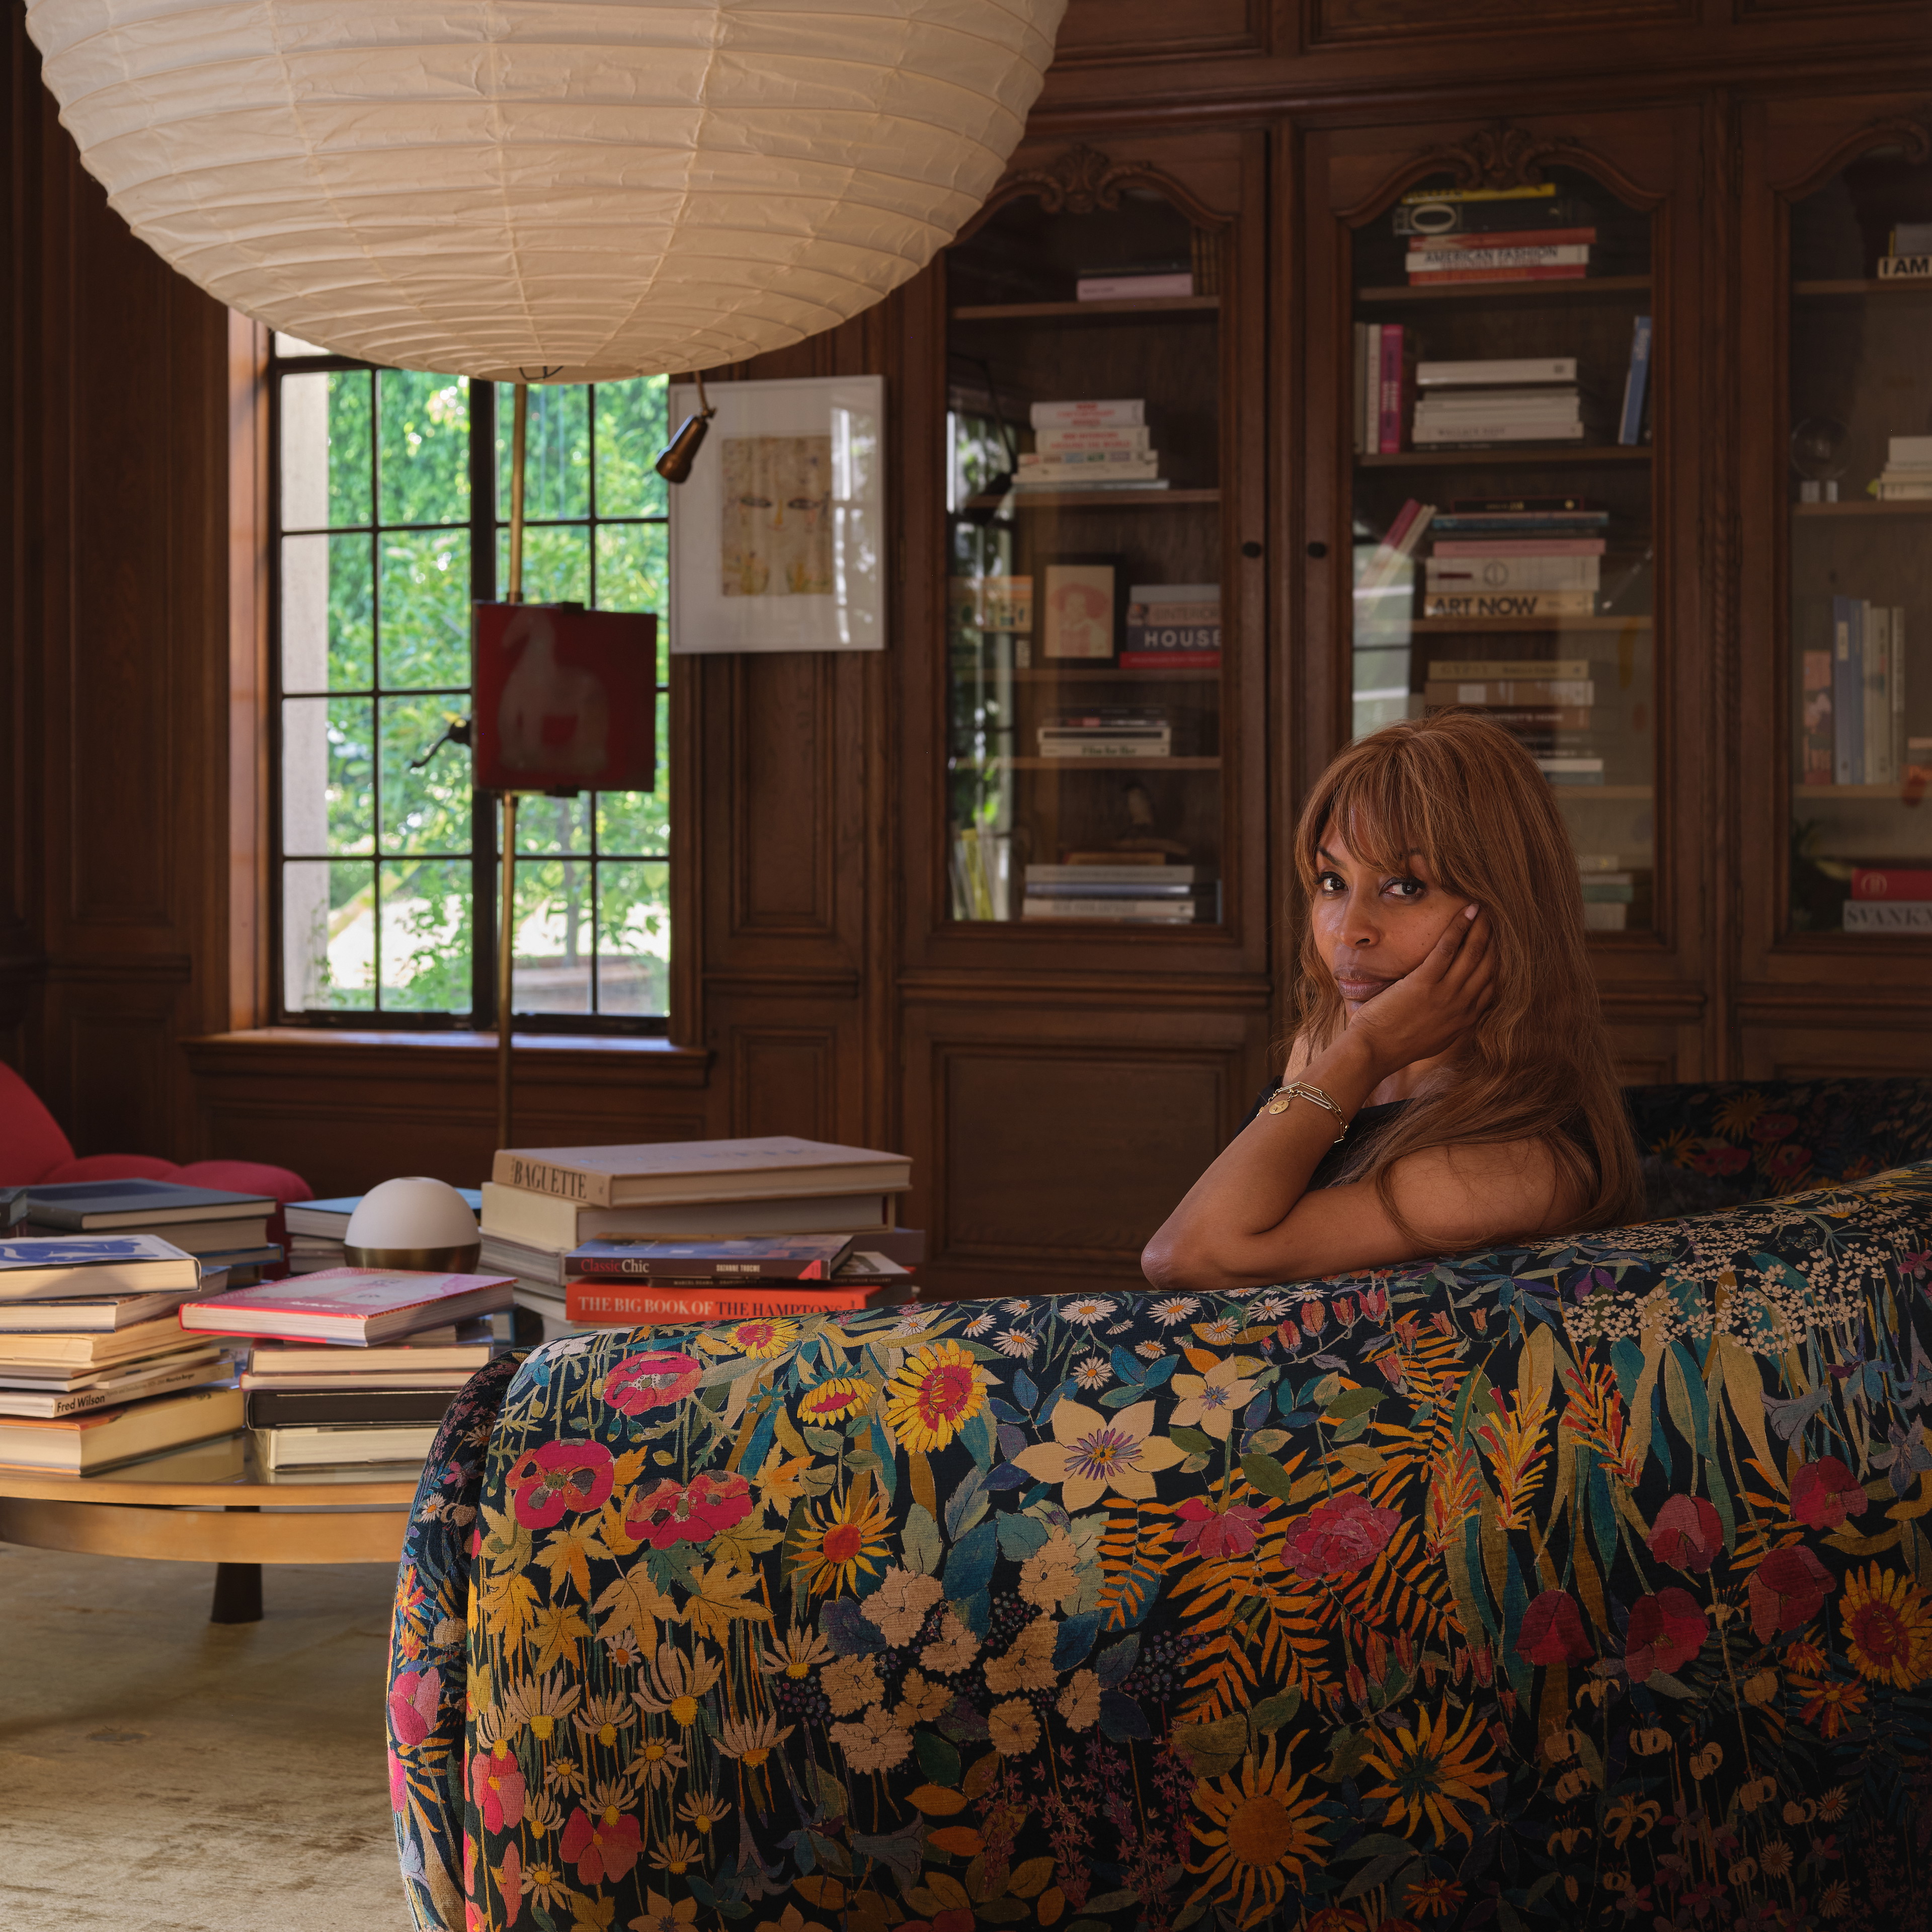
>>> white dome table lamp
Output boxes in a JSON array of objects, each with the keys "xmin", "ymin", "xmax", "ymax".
[{"xmin": 343, "ymin": 1178, "xmax": 482, "ymax": 1273}]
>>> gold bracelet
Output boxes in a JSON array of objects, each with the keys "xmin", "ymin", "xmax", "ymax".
[{"xmin": 1262, "ymin": 1081, "xmax": 1349, "ymax": 1142}]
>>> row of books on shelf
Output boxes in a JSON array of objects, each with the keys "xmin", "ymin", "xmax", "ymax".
[
  {"xmin": 1392, "ymin": 183, "xmax": 1600, "ymax": 282},
  {"xmin": 1578, "ymin": 854, "xmax": 1639, "ymax": 933},
  {"xmin": 1353, "ymin": 339, "xmax": 1650, "ymax": 454},
  {"xmin": 952, "ymin": 571, "xmax": 1221, "ymax": 670},
  {"xmin": 1800, "ymin": 598, "xmax": 1912, "ymax": 786},
  {"xmin": 1360, "ymin": 496, "xmax": 1635, "ymax": 621},
  {"xmin": 1844, "ymin": 867, "xmax": 1932, "ymax": 934},
  {"xmin": 1875, "ymin": 436, "xmax": 1932, "ymax": 502},
  {"xmin": 1072, "ymin": 263, "xmax": 1196, "ymax": 302},
  {"xmin": 1416, "ymin": 653, "xmax": 1615, "ymax": 787},
  {"xmin": 1878, "ymin": 223, "xmax": 1932, "ymax": 282},
  {"xmin": 1020, "ymin": 859, "xmax": 1212, "ymax": 924},
  {"xmin": 1015, "ymin": 399, "xmax": 1167, "ymax": 490}
]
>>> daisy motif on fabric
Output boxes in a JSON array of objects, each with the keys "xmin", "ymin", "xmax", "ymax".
[
  {"xmin": 1059, "ymin": 1297, "xmax": 1116, "ymax": 1327},
  {"xmin": 1012, "ymin": 1398, "xmax": 1186, "ymax": 1510},
  {"xmin": 996, "ymin": 1329, "xmax": 1037, "ymax": 1358},
  {"xmin": 1150, "ymin": 1297, "xmax": 1199, "ymax": 1326},
  {"xmin": 1073, "ymin": 1357, "xmax": 1110, "ymax": 1390}
]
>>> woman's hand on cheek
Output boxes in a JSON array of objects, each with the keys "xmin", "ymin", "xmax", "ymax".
[{"xmin": 1344, "ymin": 904, "xmax": 1495, "ymax": 1079}]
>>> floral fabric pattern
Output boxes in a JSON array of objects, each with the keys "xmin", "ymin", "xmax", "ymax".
[{"xmin": 389, "ymin": 1083, "xmax": 1932, "ymax": 1932}]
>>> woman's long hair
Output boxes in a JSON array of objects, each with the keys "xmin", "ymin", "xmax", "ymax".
[{"xmin": 1291, "ymin": 710, "xmax": 1644, "ymax": 1239}]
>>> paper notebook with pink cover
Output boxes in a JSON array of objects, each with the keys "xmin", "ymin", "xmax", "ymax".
[{"xmin": 177, "ymin": 1268, "xmax": 515, "ymax": 1345}]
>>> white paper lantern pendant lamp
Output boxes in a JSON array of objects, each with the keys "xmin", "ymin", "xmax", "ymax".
[{"xmin": 26, "ymin": 0, "xmax": 1069, "ymax": 383}]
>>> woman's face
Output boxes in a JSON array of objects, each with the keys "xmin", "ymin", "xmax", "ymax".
[{"xmin": 1311, "ymin": 822, "xmax": 1471, "ymax": 1018}]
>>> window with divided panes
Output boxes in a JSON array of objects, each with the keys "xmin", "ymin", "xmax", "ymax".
[{"xmin": 271, "ymin": 336, "xmax": 672, "ymax": 1027}]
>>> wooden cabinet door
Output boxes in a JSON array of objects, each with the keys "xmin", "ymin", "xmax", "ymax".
[
  {"xmin": 1292, "ymin": 106, "xmax": 1715, "ymax": 1081},
  {"xmin": 1737, "ymin": 91, "xmax": 1932, "ymax": 1078}
]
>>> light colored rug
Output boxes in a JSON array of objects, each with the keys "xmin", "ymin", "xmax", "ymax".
[{"xmin": 0, "ymin": 1543, "xmax": 410, "ymax": 1931}]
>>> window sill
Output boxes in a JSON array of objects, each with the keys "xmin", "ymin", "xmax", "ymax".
[{"xmin": 184, "ymin": 1027, "xmax": 712, "ymax": 1089}]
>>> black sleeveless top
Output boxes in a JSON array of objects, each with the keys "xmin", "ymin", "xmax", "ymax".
[{"xmin": 1245, "ymin": 1089, "xmax": 1413, "ymax": 1191}]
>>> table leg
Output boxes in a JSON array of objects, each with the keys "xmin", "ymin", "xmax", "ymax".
[{"xmin": 210, "ymin": 1561, "xmax": 262, "ymax": 1624}]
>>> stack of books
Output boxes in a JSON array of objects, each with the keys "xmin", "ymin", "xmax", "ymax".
[
  {"xmin": 1422, "ymin": 656, "xmax": 1599, "ymax": 787},
  {"xmin": 1578, "ymin": 853, "xmax": 1635, "ymax": 933},
  {"xmin": 1844, "ymin": 866, "xmax": 1932, "ymax": 935},
  {"xmin": 1875, "ymin": 436, "xmax": 1932, "ymax": 501},
  {"xmin": 0, "ymin": 1234, "xmax": 244, "ymax": 1472},
  {"xmin": 1394, "ymin": 183, "xmax": 1593, "ymax": 249},
  {"xmin": 1017, "ymin": 400, "xmax": 1163, "ymax": 490},
  {"xmin": 1420, "ymin": 495, "xmax": 1608, "ymax": 620},
  {"xmin": 1122, "ymin": 585, "xmax": 1220, "ymax": 668},
  {"xmin": 1021, "ymin": 861, "xmax": 1207, "ymax": 924},
  {"xmin": 1075, "ymin": 264, "xmax": 1192, "ymax": 301},
  {"xmin": 1878, "ymin": 223, "xmax": 1932, "ymax": 282},
  {"xmin": 179, "ymin": 1267, "xmax": 513, "ymax": 1474},
  {"xmin": 561, "ymin": 1236, "xmax": 912, "ymax": 1328},
  {"xmin": 1802, "ymin": 597, "xmax": 1908, "ymax": 786},
  {"xmin": 19, "ymin": 1180, "xmax": 283, "ymax": 1285},
  {"xmin": 283, "ymin": 1187, "xmax": 484, "ymax": 1275},
  {"xmin": 1036, "ymin": 707, "xmax": 1171, "ymax": 759},
  {"xmin": 1405, "ymin": 224, "xmax": 1594, "ymax": 287},
  {"xmin": 1354, "ymin": 323, "xmax": 1410, "ymax": 454},
  {"xmin": 1411, "ymin": 358, "xmax": 1583, "ymax": 450},
  {"xmin": 478, "ymin": 1138, "xmax": 919, "ymax": 1339}
]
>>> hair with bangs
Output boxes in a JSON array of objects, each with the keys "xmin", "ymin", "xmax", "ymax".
[{"xmin": 1291, "ymin": 710, "xmax": 1643, "ymax": 1240}]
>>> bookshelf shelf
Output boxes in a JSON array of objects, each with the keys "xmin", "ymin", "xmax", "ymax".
[
  {"xmin": 1002, "ymin": 756, "xmax": 1223, "ymax": 772},
  {"xmin": 1006, "ymin": 667, "xmax": 1221, "ymax": 682},
  {"xmin": 1794, "ymin": 278, "xmax": 1932, "ymax": 297},
  {"xmin": 963, "ymin": 488, "xmax": 1220, "ymax": 510},
  {"xmin": 1407, "ymin": 615, "xmax": 1653, "ymax": 633},
  {"xmin": 1356, "ymin": 275, "xmax": 1651, "ymax": 306},
  {"xmin": 1358, "ymin": 447, "xmax": 1650, "ymax": 469},
  {"xmin": 1792, "ymin": 500, "xmax": 1932, "ymax": 518},
  {"xmin": 950, "ymin": 296, "xmax": 1220, "ymax": 321},
  {"xmin": 1554, "ymin": 785, "xmax": 1654, "ymax": 801}
]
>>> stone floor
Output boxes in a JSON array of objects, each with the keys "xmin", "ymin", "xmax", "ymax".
[{"xmin": 0, "ymin": 1543, "xmax": 409, "ymax": 1930}]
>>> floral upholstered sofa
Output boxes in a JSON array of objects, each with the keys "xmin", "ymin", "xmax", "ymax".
[{"xmin": 389, "ymin": 1078, "xmax": 1932, "ymax": 1932}]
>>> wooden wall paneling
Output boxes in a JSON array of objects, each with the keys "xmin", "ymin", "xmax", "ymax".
[
  {"xmin": 1051, "ymin": 0, "xmax": 1273, "ymax": 67},
  {"xmin": 225, "ymin": 311, "xmax": 271, "ymax": 1037},
  {"xmin": 1733, "ymin": 88, "xmax": 1932, "ymax": 1053},
  {"xmin": 1306, "ymin": 0, "xmax": 1691, "ymax": 47},
  {"xmin": 184, "ymin": 1033, "xmax": 711, "ymax": 1198},
  {"xmin": 1296, "ymin": 105, "xmax": 1717, "ymax": 1066},
  {"xmin": 901, "ymin": 998, "xmax": 1274, "ymax": 1298},
  {"xmin": 1739, "ymin": 1025, "xmax": 1932, "ymax": 1081}
]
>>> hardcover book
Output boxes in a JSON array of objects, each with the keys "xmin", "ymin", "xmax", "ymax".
[
  {"xmin": 0, "ymin": 1234, "xmax": 200, "ymax": 1302},
  {"xmin": 0, "ymin": 1384, "xmax": 246, "ymax": 1474},
  {"xmin": 564, "ymin": 1282, "xmax": 889, "ymax": 1323},
  {"xmin": 178, "ymin": 1269, "xmax": 515, "ymax": 1345},
  {"xmin": 490, "ymin": 1136, "xmax": 912, "ymax": 1209},
  {"xmin": 22, "ymin": 1180, "xmax": 274, "ymax": 1230},
  {"xmin": 566, "ymin": 1235, "xmax": 856, "ymax": 1281}
]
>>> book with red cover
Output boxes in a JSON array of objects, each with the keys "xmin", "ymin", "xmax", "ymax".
[
  {"xmin": 1852, "ymin": 868, "xmax": 1932, "ymax": 900},
  {"xmin": 1410, "ymin": 228, "xmax": 1598, "ymax": 251},
  {"xmin": 566, "ymin": 1235, "xmax": 856, "ymax": 1281},
  {"xmin": 1408, "ymin": 265, "xmax": 1589, "ymax": 285},
  {"xmin": 178, "ymin": 1268, "xmax": 515, "ymax": 1345},
  {"xmin": 1377, "ymin": 322, "xmax": 1405, "ymax": 454},
  {"xmin": 565, "ymin": 1281, "xmax": 888, "ymax": 1324}
]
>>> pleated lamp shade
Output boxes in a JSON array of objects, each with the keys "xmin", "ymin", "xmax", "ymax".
[{"xmin": 24, "ymin": 0, "xmax": 1066, "ymax": 382}]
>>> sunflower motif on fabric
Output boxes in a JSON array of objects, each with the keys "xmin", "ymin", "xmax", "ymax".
[
  {"xmin": 788, "ymin": 1483, "xmax": 894, "ymax": 1594},
  {"xmin": 883, "ymin": 1340, "xmax": 994, "ymax": 1453}
]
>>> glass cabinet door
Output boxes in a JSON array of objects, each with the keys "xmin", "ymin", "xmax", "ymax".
[
  {"xmin": 1786, "ymin": 149, "xmax": 1932, "ymax": 937},
  {"xmin": 943, "ymin": 190, "xmax": 1227, "ymax": 929},
  {"xmin": 1346, "ymin": 165, "xmax": 1657, "ymax": 932}
]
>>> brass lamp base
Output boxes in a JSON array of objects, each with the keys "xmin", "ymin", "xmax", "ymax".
[{"xmin": 343, "ymin": 1243, "xmax": 483, "ymax": 1274}]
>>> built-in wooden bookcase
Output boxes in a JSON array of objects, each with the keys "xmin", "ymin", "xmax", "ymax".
[
  {"xmin": 1740, "ymin": 93, "xmax": 1932, "ymax": 1078},
  {"xmin": 1296, "ymin": 108, "xmax": 1713, "ymax": 1084}
]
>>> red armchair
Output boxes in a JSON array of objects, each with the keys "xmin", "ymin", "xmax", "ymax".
[{"xmin": 1, "ymin": 1061, "xmax": 310, "ymax": 1251}]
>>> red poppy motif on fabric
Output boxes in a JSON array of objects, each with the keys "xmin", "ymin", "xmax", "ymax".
[
  {"xmin": 1172, "ymin": 1496, "xmax": 1270, "ymax": 1560},
  {"xmin": 1649, "ymin": 1494, "xmax": 1725, "ymax": 1573},
  {"xmin": 1764, "ymin": 1145, "xmax": 1814, "ymax": 1182},
  {"xmin": 623, "ymin": 1471, "xmax": 755, "ymax": 1549},
  {"xmin": 1749, "ymin": 1112, "xmax": 1799, "ymax": 1143},
  {"xmin": 1688, "ymin": 1144, "xmax": 1751, "ymax": 1176},
  {"xmin": 1518, "ymin": 1589, "xmax": 1594, "ymax": 1666},
  {"xmin": 470, "ymin": 1741, "xmax": 526, "ymax": 1833},
  {"xmin": 1792, "ymin": 1457, "xmax": 1868, "ymax": 1531},
  {"xmin": 387, "ymin": 1665, "xmax": 441, "ymax": 1747},
  {"xmin": 603, "ymin": 1350, "xmax": 703, "ymax": 1416},
  {"xmin": 560, "ymin": 1805, "xmax": 643, "ymax": 1885},
  {"xmin": 1281, "ymin": 1492, "xmax": 1401, "ymax": 1578},
  {"xmin": 1626, "ymin": 1588, "xmax": 1708, "ymax": 1682},
  {"xmin": 505, "ymin": 1440, "xmax": 615, "ymax": 1529},
  {"xmin": 1750, "ymin": 1544, "xmax": 1832, "ymax": 1641}
]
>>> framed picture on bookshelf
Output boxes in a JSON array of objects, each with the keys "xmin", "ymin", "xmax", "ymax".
[
  {"xmin": 1041, "ymin": 557, "xmax": 1122, "ymax": 660},
  {"xmin": 668, "ymin": 373, "xmax": 886, "ymax": 654}
]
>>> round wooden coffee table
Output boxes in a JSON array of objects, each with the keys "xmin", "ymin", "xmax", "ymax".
[{"xmin": 0, "ymin": 1431, "xmax": 418, "ymax": 1622}]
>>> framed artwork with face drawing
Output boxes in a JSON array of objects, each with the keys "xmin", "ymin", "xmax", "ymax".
[{"xmin": 667, "ymin": 374, "xmax": 886, "ymax": 653}]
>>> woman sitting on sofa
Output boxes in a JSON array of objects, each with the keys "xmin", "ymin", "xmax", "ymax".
[{"xmin": 1143, "ymin": 709, "xmax": 1643, "ymax": 1290}]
